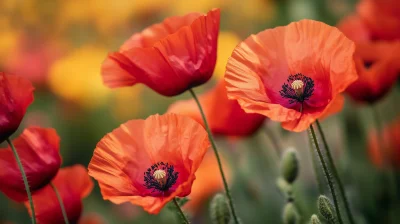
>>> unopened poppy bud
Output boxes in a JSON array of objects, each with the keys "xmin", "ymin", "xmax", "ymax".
[
  {"xmin": 280, "ymin": 148, "xmax": 299, "ymax": 184},
  {"xmin": 283, "ymin": 202, "xmax": 300, "ymax": 224},
  {"xmin": 210, "ymin": 193, "xmax": 231, "ymax": 224},
  {"xmin": 317, "ymin": 195, "xmax": 336, "ymax": 223},
  {"xmin": 310, "ymin": 214, "xmax": 321, "ymax": 224},
  {"xmin": 276, "ymin": 178, "xmax": 293, "ymax": 199}
]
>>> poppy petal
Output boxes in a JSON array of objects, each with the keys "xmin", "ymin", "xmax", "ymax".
[
  {"xmin": 88, "ymin": 113, "xmax": 210, "ymax": 214},
  {"xmin": 0, "ymin": 73, "xmax": 34, "ymax": 143},
  {"xmin": 225, "ymin": 20, "xmax": 356, "ymax": 132},
  {"xmin": 0, "ymin": 127, "xmax": 62, "ymax": 202},
  {"xmin": 101, "ymin": 9, "xmax": 220, "ymax": 96},
  {"xmin": 25, "ymin": 165, "xmax": 93, "ymax": 224},
  {"xmin": 167, "ymin": 80, "xmax": 265, "ymax": 136}
]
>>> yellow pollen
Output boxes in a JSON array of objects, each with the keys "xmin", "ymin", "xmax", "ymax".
[
  {"xmin": 153, "ymin": 169, "xmax": 166, "ymax": 180},
  {"xmin": 291, "ymin": 80, "xmax": 304, "ymax": 90}
]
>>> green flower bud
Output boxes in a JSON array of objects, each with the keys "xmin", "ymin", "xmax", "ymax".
[
  {"xmin": 283, "ymin": 202, "xmax": 300, "ymax": 224},
  {"xmin": 277, "ymin": 177, "xmax": 293, "ymax": 192},
  {"xmin": 280, "ymin": 148, "xmax": 299, "ymax": 183},
  {"xmin": 310, "ymin": 214, "xmax": 321, "ymax": 224},
  {"xmin": 210, "ymin": 193, "xmax": 231, "ymax": 224},
  {"xmin": 317, "ymin": 195, "xmax": 336, "ymax": 223}
]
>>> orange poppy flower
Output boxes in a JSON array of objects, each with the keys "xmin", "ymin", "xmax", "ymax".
[
  {"xmin": 101, "ymin": 9, "xmax": 220, "ymax": 96},
  {"xmin": 0, "ymin": 72, "xmax": 34, "ymax": 143},
  {"xmin": 185, "ymin": 151, "xmax": 232, "ymax": 213},
  {"xmin": 369, "ymin": 118, "xmax": 400, "ymax": 169},
  {"xmin": 88, "ymin": 113, "xmax": 210, "ymax": 214},
  {"xmin": 0, "ymin": 127, "xmax": 62, "ymax": 202},
  {"xmin": 357, "ymin": 0, "xmax": 400, "ymax": 40},
  {"xmin": 25, "ymin": 165, "xmax": 93, "ymax": 224},
  {"xmin": 167, "ymin": 80, "xmax": 265, "ymax": 136},
  {"xmin": 338, "ymin": 15, "xmax": 400, "ymax": 103},
  {"xmin": 224, "ymin": 20, "xmax": 357, "ymax": 132}
]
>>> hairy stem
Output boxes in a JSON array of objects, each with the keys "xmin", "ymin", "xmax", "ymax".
[
  {"xmin": 189, "ymin": 89, "xmax": 240, "ymax": 224},
  {"xmin": 173, "ymin": 198, "xmax": 190, "ymax": 224},
  {"xmin": 309, "ymin": 125, "xmax": 343, "ymax": 224},
  {"xmin": 316, "ymin": 120, "xmax": 355, "ymax": 224}
]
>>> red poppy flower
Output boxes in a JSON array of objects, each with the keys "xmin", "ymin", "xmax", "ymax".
[
  {"xmin": 0, "ymin": 127, "xmax": 62, "ymax": 202},
  {"xmin": 88, "ymin": 113, "xmax": 210, "ymax": 214},
  {"xmin": 369, "ymin": 118, "xmax": 400, "ymax": 169},
  {"xmin": 224, "ymin": 20, "xmax": 357, "ymax": 132},
  {"xmin": 167, "ymin": 80, "xmax": 265, "ymax": 136},
  {"xmin": 25, "ymin": 165, "xmax": 93, "ymax": 224},
  {"xmin": 101, "ymin": 9, "xmax": 220, "ymax": 96},
  {"xmin": 338, "ymin": 15, "xmax": 400, "ymax": 103},
  {"xmin": 357, "ymin": 0, "xmax": 400, "ymax": 40},
  {"xmin": 0, "ymin": 72, "xmax": 34, "ymax": 143}
]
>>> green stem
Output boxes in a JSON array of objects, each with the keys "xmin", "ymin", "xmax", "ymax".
[
  {"xmin": 308, "ymin": 125, "xmax": 343, "ymax": 224},
  {"xmin": 307, "ymin": 132, "xmax": 324, "ymax": 195},
  {"xmin": 316, "ymin": 120, "xmax": 355, "ymax": 224},
  {"xmin": 6, "ymin": 138, "xmax": 36, "ymax": 224},
  {"xmin": 173, "ymin": 198, "xmax": 190, "ymax": 224},
  {"xmin": 264, "ymin": 126, "xmax": 282, "ymax": 160},
  {"xmin": 50, "ymin": 183, "xmax": 69, "ymax": 224},
  {"xmin": 189, "ymin": 89, "xmax": 240, "ymax": 224}
]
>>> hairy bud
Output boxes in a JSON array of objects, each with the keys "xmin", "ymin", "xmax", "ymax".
[{"xmin": 210, "ymin": 193, "xmax": 231, "ymax": 224}]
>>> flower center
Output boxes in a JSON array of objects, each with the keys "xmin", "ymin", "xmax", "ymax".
[
  {"xmin": 153, "ymin": 169, "xmax": 167, "ymax": 185},
  {"xmin": 291, "ymin": 80, "xmax": 304, "ymax": 96},
  {"xmin": 279, "ymin": 73, "xmax": 315, "ymax": 105},
  {"xmin": 144, "ymin": 162, "xmax": 179, "ymax": 193}
]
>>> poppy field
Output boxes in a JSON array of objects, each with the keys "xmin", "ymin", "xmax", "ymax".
[{"xmin": 1, "ymin": 0, "xmax": 400, "ymax": 223}]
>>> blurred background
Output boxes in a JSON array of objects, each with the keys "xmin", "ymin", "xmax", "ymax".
[{"xmin": 1, "ymin": 0, "xmax": 400, "ymax": 223}]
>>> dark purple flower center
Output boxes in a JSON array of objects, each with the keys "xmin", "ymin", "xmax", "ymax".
[
  {"xmin": 279, "ymin": 73, "xmax": 315, "ymax": 104},
  {"xmin": 143, "ymin": 162, "xmax": 179, "ymax": 193}
]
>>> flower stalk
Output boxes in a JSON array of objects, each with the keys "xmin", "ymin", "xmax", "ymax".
[
  {"xmin": 189, "ymin": 89, "xmax": 240, "ymax": 224},
  {"xmin": 6, "ymin": 138, "xmax": 37, "ymax": 224},
  {"xmin": 173, "ymin": 198, "xmax": 190, "ymax": 224},
  {"xmin": 308, "ymin": 125, "xmax": 343, "ymax": 224},
  {"xmin": 316, "ymin": 120, "xmax": 355, "ymax": 224},
  {"xmin": 50, "ymin": 182, "xmax": 69, "ymax": 224}
]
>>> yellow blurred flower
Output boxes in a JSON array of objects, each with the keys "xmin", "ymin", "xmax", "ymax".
[
  {"xmin": 229, "ymin": 0, "xmax": 275, "ymax": 22},
  {"xmin": 167, "ymin": 0, "xmax": 230, "ymax": 15},
  {"xmin": 214, "ymin": 31, "xmax": 241, "ymax": 79},
  {"xmin": 111, "ymin": 86, "xmax": 143, "ymax": 121},
  {"xmin": 58, "ymin": 0, "xmax": 165, "ymax": 34},
  {"xmin": 49, "ymin": 45, "xmax": 110, "ymax": 109},
  {"xmin": 0, "ymin": 26, "xmax": 18, "ymax": 63}
]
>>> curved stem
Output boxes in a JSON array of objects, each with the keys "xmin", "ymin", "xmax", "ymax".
[
  {"xmin": 307, "ymin": 132, "xmax": 324, "ymax": 195},
  {"xmin": 50, "ymin": 183, "xmax": 69, "ymax": 224},
  {"xmin": 189, "ymin": 89, "xmax": 239, "ymax": 224},
  {"xmin": 173, "ymin": 198, "xmax": 190, "ymax": 224},
  {"xmin": 7, "ymin": 138, "xmax": 36, "ymax": 224},
  {"xmin": 263, "ymin": 126, "xmax": 281, "ymax": 160},
  {"xmin": 316, "ymin": 120, "xmax": 355, "ymax": 224},
  {"xmin": 308, "ymin": 125, "xmax": 343, "ymax": 224}
]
